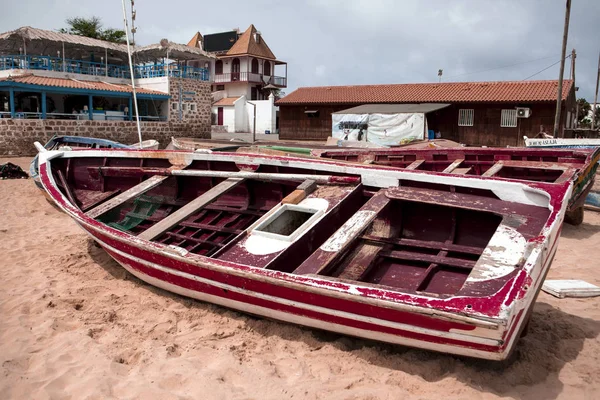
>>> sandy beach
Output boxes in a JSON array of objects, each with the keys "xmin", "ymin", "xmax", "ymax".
[{"xmin": 1, "ymin": 156, "xmax": 599, "ymax": 400}]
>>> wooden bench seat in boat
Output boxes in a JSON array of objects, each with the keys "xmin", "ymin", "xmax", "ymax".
[
  {"xmin": 86, "ymin": 175, "xmax": 169, "ymax": 219},
  {"xmin": 138, "ymin": 178, "xmax": 245, "ymax": 241}
]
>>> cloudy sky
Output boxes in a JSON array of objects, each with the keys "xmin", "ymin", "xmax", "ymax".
[{"xmin": 2, "ymin": 0, "xmax": 599, "ymax": 100}]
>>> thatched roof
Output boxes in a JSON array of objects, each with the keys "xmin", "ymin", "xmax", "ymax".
[
  {"xmin": 134, "ymin": 41, "xmax": 214, "ymax": 63},
  {"xmin": 0, "ymin": 26, "xmax": 128, "ymax": 61},
  {"xmin": 0, "ymin": 27, "xmax": 214, "ymax": 64}
]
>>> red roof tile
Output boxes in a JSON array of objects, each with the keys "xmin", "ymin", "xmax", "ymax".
[
  {"xmin": 213, "ymin": 96, "xmax": 241, "ymax": 106},
  {"xmin": 225, "ymin": 25, "xmax": 277, "ymax": 60},
  {"xmin": 276, "ymin": 80, "xmax": 573, "ymax": 105},
  {"xmin": 0, "ymin": 74, "xmax": 167, "ymax": 96}
]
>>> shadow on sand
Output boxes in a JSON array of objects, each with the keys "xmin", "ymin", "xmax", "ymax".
[
  {"xmin": 560, "ymin": 218, "xmax": 600, "ymax": 239},
  {"xmin": 87, "ymin": 239, "xmax": 600, "ymax": 400}
]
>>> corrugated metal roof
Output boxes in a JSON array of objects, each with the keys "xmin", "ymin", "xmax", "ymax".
[
  {"xmin": 0, "ymin": 74, "xmax": 167, "ymax": 95},
  {"xmin": 277, "ymin": 80, "xmax": 574, "ymax": 105},
  {"xmin": 333, "ymin": 103, "xmax": 451, "ymax": 114}
]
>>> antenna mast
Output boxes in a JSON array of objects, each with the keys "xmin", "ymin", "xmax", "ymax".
[{"xmin": 121, "ymin": 0, "xmax": 143, "ymax": 147}]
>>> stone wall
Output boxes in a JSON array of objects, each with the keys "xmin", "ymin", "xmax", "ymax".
[
  {"xmin": 0, "ymin": 78, "xmax": 213, "ymax": 156},
  {"xmin": 168, "ymin": 79, "xmax": 212, "ymax": 126},
  {"xmin": 0, "ymin": 119, "xmax": 209, "ymax": 156}
]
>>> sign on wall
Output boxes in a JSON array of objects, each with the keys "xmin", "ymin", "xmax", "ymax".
[
  {"xmin": 332, "ymin": 113, "xmax": 425, "ymax": 145},
  {"xmin": 332, "ymin": 114, "xmax": 369, "ymax": 141}
]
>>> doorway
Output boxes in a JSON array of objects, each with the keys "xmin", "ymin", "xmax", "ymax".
[
  {"xmin": 231, "ymin": 58, "xmax": 240, "ymax": 81},
  {"xmin": 217, "ymin": 107, "xmax": 223, "ymax": 125}
]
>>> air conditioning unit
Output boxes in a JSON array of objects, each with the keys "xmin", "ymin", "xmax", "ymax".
[{"xmin": 516, "ymin": 107, "xmax": 531, "ymax": 118}]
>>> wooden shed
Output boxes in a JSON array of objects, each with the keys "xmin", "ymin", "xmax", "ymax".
[{"xmin": 276, "ymin": 80, "xmax": 576, "ymax": 147}]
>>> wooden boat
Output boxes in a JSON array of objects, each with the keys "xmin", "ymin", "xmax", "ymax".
[
  {"xmin": 35, "ymin": 146, "xmax": 572, "ymax": 360},
  {"xmin": 30, "ymin": 136, "xmax": 159, "ymax": 189},
  {"xmin": 524, "ymin": 136, "xmax": 600, "ymax": 149},
  {"xmin": 313, "ymin": 147, "xmax": 600, "ymax": 226}
]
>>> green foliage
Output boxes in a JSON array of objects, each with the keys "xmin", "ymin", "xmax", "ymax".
[
  {"xmin": 60, "ymin": 16, "xmax": 127, "ymax": 44},
  {"xmin": 577, "ymin": 98, "xmax": 591, "ymax": 123}
]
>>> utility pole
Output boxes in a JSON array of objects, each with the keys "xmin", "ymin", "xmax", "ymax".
[
  {"xmin": 592, "ymin": 51, "xmax": 600, "ymax": 131},
  {"xmin": 553, "ymin": 0, "xmax": 571, "ymax": 138},
  {"xmin": 571, "ymin": 49, "xmax": 577, "ymax": 128}
]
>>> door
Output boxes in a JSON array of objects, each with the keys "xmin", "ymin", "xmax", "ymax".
[
  {"xmin": 217, "ymin": 107, "xmax": 223, "ymax": 125},
  {"xmin": 231, "ymin": 58, "xmax": 240, "ymax": 81}
]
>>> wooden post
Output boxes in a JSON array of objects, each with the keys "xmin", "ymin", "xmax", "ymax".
[
  {"xmin": 88, "ymin": 95, "xmax": 94, "ymax": 120},
  {"xmin": 41, "ymin": 91, "xmax": 47, "ymax": 119},
  {"xmin": 9, "ymin": 87, "xmax": 15, "ymax": 118},
  {"xmin": 553, "ymin": 0, "xmax": 571, "ymax": 138},
  {"xmin": 128, "ymin": 96, "xmax": 133, "ymax": 121},
  {"xmin": 592, "ymin": 52, "xmax": 600, "ymax": 131}
]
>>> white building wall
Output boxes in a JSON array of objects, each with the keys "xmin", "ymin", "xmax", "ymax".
[
  {"xmin": 225, "ymin": 82, "xmax": 251, "ymax": 98},
  {"xmin": 247, "ymin": 94, "xmax": 276, "ymax": 134},
  {"xmin": 211, "ymin": 105, "xmax": 236, "ymax": 133},
  {"xmin": 137, "ymin": 77, "xmax": 169, "ymax": 94},
  {"xmin": 234, "ymin": 95, "xmax": 249, "ymax": 132}
]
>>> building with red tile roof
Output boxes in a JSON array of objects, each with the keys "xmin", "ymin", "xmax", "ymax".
[
  {"xmin": 277, "ymin": 80, "xmax": 577, "ymax": 147},
  {"xmin": 187, "ymin": 25, "xmax": 285, "ymax": 134},
  {"xmin": 277, "ymin": 80, "xmax": 573, "ymax": 105}
]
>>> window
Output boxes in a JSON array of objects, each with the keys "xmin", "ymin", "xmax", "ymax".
[
  {"xmin": 215, "ymin": 60, "xmax": 223, "ymax": 75},
  {"xmin": 251, "ymin": 58, "xmax": 259, "ymax": 74},
  {"xmin": 458, "ymin": 109, "xmax": 474, "ymax": 126},
  {"xmin": 501, "ymin": 109, "xmax": 518, "ymax": 127},
  {"xmin": 264, "ymin": 60, "xmax": 271, "ymax": 76},
  {"xmin": 172, "ymin": 103, "xmax": 178, "ymax": 111},
  {"xmin": 305, "ymin": 110, "xmax": 320, "ymax": 118},
  {"xmin": 181, "ymin": 103, "xmax": 187, "ymax": 111},
  {"xmin": 216, "ymin": 85, "xmax": 225, "ymax": 91},
  {"xmin": 189, "ymin": 104, "xmax": 196, "ymax": 112}
]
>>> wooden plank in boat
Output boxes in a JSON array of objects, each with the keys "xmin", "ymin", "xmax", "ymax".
[
  {"xmin": 482, "ymin": 162, "xmax": 503, "ymax": 177},
  {"xmin": 385, "ymin": 186, "xmax": 543, "ymax": 217},
  {"xmin": 293, "ymin": 190, "xmax": 390, "ymax": 275},
  {"xmin": 138, "ymin": 178, "xmax": 244, "ymax": 241},
  {"xmin": 405, "ymin": 159, "xmax": 424, "ymax": 170},
  {"xmin": 282, "ymin": 179, "xmax": 317, "ymax": 205},
  {"xmin": 451, "ymin": 167, "xmax": 472, "ymax": 175},
  {"xmin": 338, "ymin": 217, "xmax": 396, "ymax": 281},
  {"xmin": 86, "ymin": 175, "xmax": 169, "ymax": 219},
  {"xmin": 442, "ymin": 159, "xmax": 464, "ymax": 173}
]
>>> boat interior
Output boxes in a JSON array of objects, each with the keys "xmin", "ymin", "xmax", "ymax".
[
  {"xmin": 315, "ymin": 148, "xmax": 598, "ymax": 184},
  {"xmin": 48, "ymin": 154, "xmax": 552, "ymax": 299}
]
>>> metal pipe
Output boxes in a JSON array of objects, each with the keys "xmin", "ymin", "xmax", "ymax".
[
  {"xmin": 121, "ymin": 0, "xmax": 143, "ymax": 148},
  {"xmin": 97, "ymin": 167, "xmax": 360, "ymax": 184}
]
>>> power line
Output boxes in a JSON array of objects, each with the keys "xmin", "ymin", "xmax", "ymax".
[
  {"xmin": 446, "ymin": 55, "xmax": 558, "ymax": 79},
  {"xmin": 522, "ymin": 55, "xmax": 571, "ymax": 81}
]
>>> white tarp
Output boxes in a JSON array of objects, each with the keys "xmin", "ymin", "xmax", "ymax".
[
  {"xmin": 332, "ymin": 114, "xmax": 369, "ymax": 142},
  {"xmin": 332, "ymin": 112, "xmax": 425, "ymax": 146},
  {"xmin": 367, "ymin": 113, "xmax": 425, "ymax": 146}
]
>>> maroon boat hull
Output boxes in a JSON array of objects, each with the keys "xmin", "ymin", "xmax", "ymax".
[{"xmin": 37, "ymin": 149, "xmax": 571, "ymax": 360}]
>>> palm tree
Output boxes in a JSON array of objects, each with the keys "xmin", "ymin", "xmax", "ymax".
[{"xmin": 60, "ymin": 16, "xmax": 127, "ymax": 44}]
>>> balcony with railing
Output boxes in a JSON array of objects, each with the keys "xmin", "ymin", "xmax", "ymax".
[
  {"xmin": 213, "ymin": 71, "xmax": 287, "ymax": 87},
  {"xmin": 0, "ymin": 55, "xmax": 210, "ymax": 81}
]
